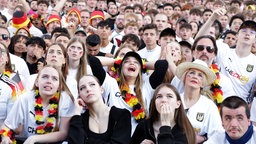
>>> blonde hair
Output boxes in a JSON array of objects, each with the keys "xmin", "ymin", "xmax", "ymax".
[
  {"xmin": 32, "ymin": 65, "xmax": 75, "ymax": 131},
  {"xmin": 118, "ymin": 56, "xmax": 144, "ymax": 109}
]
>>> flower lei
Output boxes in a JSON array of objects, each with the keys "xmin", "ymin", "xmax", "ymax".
[
  {"xmin": 4, "ymin": 70, "xmax": 11, "ymax": 77},
  {"xmin": 120, "ymin": 84, "xmax": 145, "ymax": 123},
  {"xmin": 210, "ymin": 64, "xmax": 223, "ymax": 108},
  {"xmin": 0, "ymin": 128, "xmax": 16, "ymax": 144},
  {"xmin": 108, "ymin": 57, "xmax": 122, "ymax": 82},
  {"xmin": 34, "ymin": 89, "xmax": 59, "ymax": 134},
  {"xmin": 108, "ymin": 57, "xmax": 148, "ymax": 82}
]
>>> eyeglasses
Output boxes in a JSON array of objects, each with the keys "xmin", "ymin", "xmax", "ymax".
[
  {"xmin": 0, "ymin": 34, "xmax": 9, "ymax": 40},
  {"xmin": 240, "ymin": 28, "xmax": 256, "ymax": 35},
  {"xmin": 196, "ymin": 45, "xmax": 215, "ymax": 53}
]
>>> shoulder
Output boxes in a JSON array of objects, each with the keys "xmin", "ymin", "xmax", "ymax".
[
  {"xmin": 111, "ymin": 106, "xmax": 130, "ymax": 116},
  {"xmin": 110, "ymin": 106, "xmax": 130, "ymax": 120},
  {"xmin": 204, "ymin": 130, "xmax": 226, "ymax": 144},
  {"xmin": 200, "ymin": 95, "xmax": 215, "ymax": 105}
]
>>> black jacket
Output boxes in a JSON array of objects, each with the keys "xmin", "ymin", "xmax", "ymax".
[
  {"xmin": 131, "ymin": 119, "xmax": 188, "ymax": 144},
  {"xmin": 67, "ymin": 106, "xmax": 131, "ymax": 144}
]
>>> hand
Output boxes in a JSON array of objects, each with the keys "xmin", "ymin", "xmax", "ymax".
[
  {"xmin": 67, "ymin": 21, "xmax": 76, "ymax": 29},
  {"xmin": 160, "ymin": 103, "xmax": 174, "ymax": 126},
  {"xmin": 24, "ymin": 135, "xmax": 36, "ymax": 144},
  {"xmin": 160, "ymin": 45, "xmax": 167, "ymax": 60},
  {"xmin": 37, "ymin": 61, "xmax": 44, "ymax": 72},
  {"xmin": 33, "ymin": 50, "xmax": 43, "ymax": 60},
  {"xmin": 74, "ymin": 98, "xmax": 86, "ymax": 115},
  {"xmin": 213, "ymin": 7, "xmax": 226, "ymax": 16},
  {"xmin": 105, "ymin": 53, "xmax": 114, "ymax": 58},
  {"xmin": 140, "ymin": 139, "xmax": 154, "ymax": 144},
  {"xmin": 1, "ymin": 136, "xmax": 12, "ymax": 144},
  {"xmin": 196, "ymin": 134, "xmax": 206, "ymax": 143}
]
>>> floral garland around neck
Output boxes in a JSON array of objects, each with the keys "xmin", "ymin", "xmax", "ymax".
[
  {"xmin": 34, "ymin": 89, "xmax": 59, "ymax": 134},
  {"xmin": 120, "ymin": 84, "xmax": 145, "ymax": 123},
  {"xmin": 108, "ymin": 57, "xmax": 149, "ymax": 82},
  {"xmin": 210, "ymin": 64, "xmax": 223, "ymax": 108}
]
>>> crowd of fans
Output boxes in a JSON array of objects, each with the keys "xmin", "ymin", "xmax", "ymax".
[{"xmin": 0, "ymin": 0, "xmax": 255, "ymax": 143}]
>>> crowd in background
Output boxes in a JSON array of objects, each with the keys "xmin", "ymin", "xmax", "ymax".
[{"xmin": 0, "ymin": 0, "xmax": 255, "ymax": 143}]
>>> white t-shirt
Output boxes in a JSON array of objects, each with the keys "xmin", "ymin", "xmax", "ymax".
[
  {"xmin": 100, "ymin": 42, "xmax": 117, "ymax": 55},
  {"xmin": 66, "ymin": 65, "xmax": 92, "ymax": 99},
  {"xmin": 8, "ymin": 25, "xmax": 43, "ymax": 37},
  {"xmin": 250, "ymin": 97, "xmax": 256, "ymax": 122},
  {"xmin": 216, "ymin": 42, "xmax": 256, "ymax": 103},
  {"xmin": 204, "ymin": 127, "xmax": 256, "ymax": 144},
  {"xmin": 181, "ymin": 94, "xmax": 224, "ymax": 138},
  {"xmin": 0, "ymin": 80, "xmax": 13, "ymax": 126},
  {"xmin": 102, "ymin": 74, "xmax": 154, "ymax": 135},
  {"xmin": 1, "ymin": 9, "xmax": 12, "ymax": 22},
  {"xmin": 4, "ymin": 91, "xmax": 74, "ymax": 139},
  {"xmin": 137, "ymin": 45, "xmax": 161, "ymax": 61},
  {"xmin": 9, "ymin": 53, "xmax": 30, "ymax": 90}
]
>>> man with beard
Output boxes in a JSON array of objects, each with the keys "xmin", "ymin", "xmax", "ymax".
[
  {"xmin": 111, "ymin": 14, "xmax": 125, "ymax": 47},
  {"xmin": 171, "ymin": 35, "xmax": 235, "ymax": 106},
  {"xmin": 197, "ymin": 7, "xmax": 256, "ymax": 104},
  {"xmin": 65, "ymin": 8, "xmax": 81, "ymax": 37}
]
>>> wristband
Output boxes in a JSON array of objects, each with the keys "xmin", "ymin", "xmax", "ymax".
[{"xmin": 0, "ymin": 128, "xmax": 16, "ymax": 144}]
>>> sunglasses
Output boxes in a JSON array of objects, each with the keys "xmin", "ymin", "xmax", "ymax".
[
  {"xmin": 196, "ymin": 45, "xmax": 215, "ymax": 53},
  {"xmin": 1, "ymin": 34, "xmax": 9, "ymax": 40}
]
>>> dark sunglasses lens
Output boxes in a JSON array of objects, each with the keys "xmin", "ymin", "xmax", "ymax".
[
  {"xmin": 2, "ymin": 34, "xmax": 8, "ymax": 40},
  {"xmin": 196, "ymin": 45, "xmax": 204, "ymax": 51},
  {"xmin": 206, "ymin": 46, "xmax": 215, "ymax": 53}
]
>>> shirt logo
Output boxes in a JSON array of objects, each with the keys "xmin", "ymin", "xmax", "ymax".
[
  {"xmin": 246, "ymin": 64, "xmax": 254, "ymax": 72},
  {"xmin": 196, "ymin": 112, "xmax": 204, "ymax": 122}
]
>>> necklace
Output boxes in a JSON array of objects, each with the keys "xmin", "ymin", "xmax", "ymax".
[
  {"xmin": 210, "ymin": 64, "xmax": 223, "ymax": 108},
  {"xmin": 120, "ymin": 84, "xmax": 145, "ymax": 123},
  {"xmin": 34, "ymin": 89, "xmax": 59, "ymax": 134}
]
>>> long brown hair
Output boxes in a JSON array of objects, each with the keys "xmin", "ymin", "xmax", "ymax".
[
  {"xmin": 45, "ymin": 43, "xmax": 68, "ymax": 79},
  {"xmin": 149, "ymin": 83, "xmax": 196, "ymax": 144},
  {"xmin": 118, "ymin": 56, "xmax": 144, "ymax": 110},
  {"xmin": 32, "ymin": 65, "xmax": 74, "ymax": 131},
  {"xmin": 66, "ymin": 37, "xmax": 87, "ymax": 82}
]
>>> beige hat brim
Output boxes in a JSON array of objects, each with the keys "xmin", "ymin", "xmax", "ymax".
[{"xmin": 176, "ymin": 62, "xmax": 216, "ymax": 86}]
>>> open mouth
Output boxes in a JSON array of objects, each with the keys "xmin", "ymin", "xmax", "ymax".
[
  {"xmin": 128, "ymin": 67, "xmax": 136, "ymax": 72},
  {"xmin": 43, "ymin": 86, "xmax": 52, "ymax": 90}
]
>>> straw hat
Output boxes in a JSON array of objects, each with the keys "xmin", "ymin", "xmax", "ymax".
[{"xmin": 176, "ymin": 59, "xmax": 216, "ymax": 86}]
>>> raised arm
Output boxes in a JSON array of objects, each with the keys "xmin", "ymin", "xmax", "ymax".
[
  {"xmin": 20, "ymin": 0, "xmax": 31, "ymax": 14},
  {"xmin": 150, "ymin": 60, "xmax": 168, "ymax": 89},
  {"xmin": 96, "ymin": 56, "xmax": 115, "ymax": 66},
  {"xmin": 89, "ymin": 56, "xmax": 106, "ymax": 85},
  {"xmin": 52, "ymin": 0, "xmax": 67, "ymax": 14},
  {"xmin": 195, "ymin": 7, "xmax": 227, "ymax": 39},
  {"xmin": 23, "ymin": 117, "xmax": 71, "ymax": 143}
]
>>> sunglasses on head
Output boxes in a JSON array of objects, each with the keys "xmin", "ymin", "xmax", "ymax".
[
  {"xmin": 196, "ymin": 45, "xmax": 215, "ymax": 53},
  {"xmin": 1, "ymin": 34, "xmax": 9, "ymax": 40}
]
